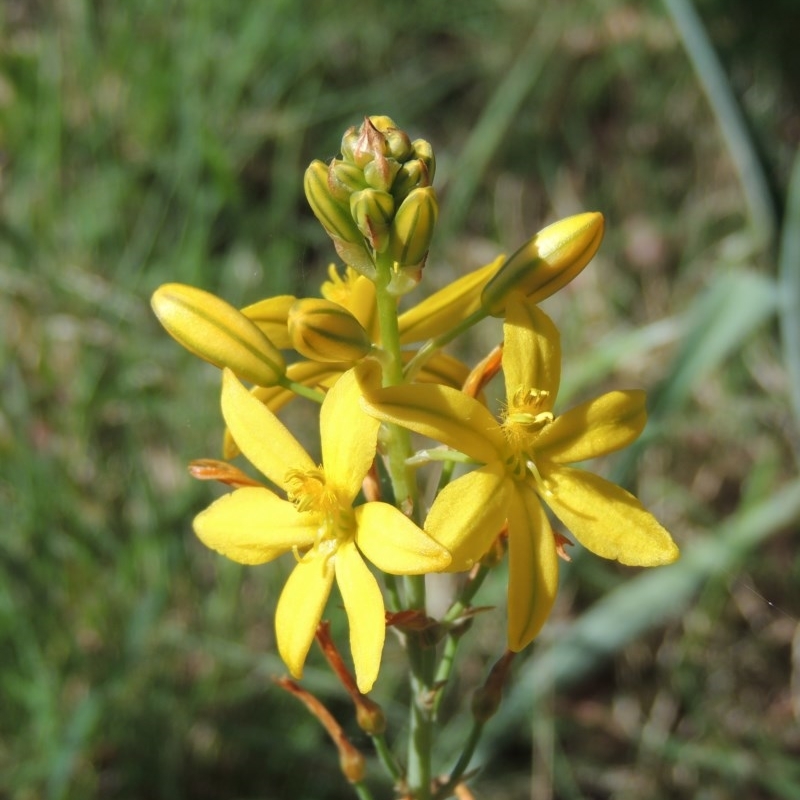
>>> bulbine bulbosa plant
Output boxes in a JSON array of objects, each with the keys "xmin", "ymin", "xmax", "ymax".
[{"xmin": 151, "ymin": 116, "xmax": 678, "ymax": 800}]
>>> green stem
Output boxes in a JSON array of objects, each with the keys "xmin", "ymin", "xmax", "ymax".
[
  {"xmin": 372, "ymin": 252, "xmax": 433, "ymax": 798},
  {"xmin": 371, "ymin": 733, "xmax": 405, "ymax": 784},
  {"xmin": 434, "ymin": 721, "xmax": 484, "ymax": 799},
  {"xmin": 433, "ymin": 565, "xmax": 492, "ymax": 718},
  {"xmin": 352, "ymin": 780, "xmax": 376, "ymax": 800},
  {"xmin": 278, "ymin": 376, "xmax": 326, "ymax": 403}
]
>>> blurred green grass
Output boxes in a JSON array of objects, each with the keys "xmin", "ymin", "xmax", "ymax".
[{"xmin": 2, "ymin": 0, "xmax": 799, "ymax": 798}]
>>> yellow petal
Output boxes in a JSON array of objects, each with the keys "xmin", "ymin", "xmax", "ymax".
[
  {"xmin": 356, "ymin": 361, "xmax": 506, "ymax": 464},
  {"xmin": 398, "ymin": 256, "xmax": 504, "ymax": 344},
  {"xmin": 322, "ymin": 269, "xmax": 379, "ymax": 341},
  {"xmin": 506, "ymin": 488, "xmax": 559, "ymax": 651},
  {"xmin": 222, "ymin": 361, "xmax": 345, "ymax": 459},
  {"xmin": 355, "ymin": 502, "xmax": 451, "ymax": 574},
  {"xmin": 423, "ymin": 464, "xmax": 511, "ymax": 572},
  {"xmin": 241, "ymin": 295, "xmax": 295, "ymax": 350},
  {"xmin": 503, "ymin": 295, "xmax": 561, "ymax": 405},
  {"xmin": 335, "ymin": 540, "xmax": 385, "ymax": 693},
  {"xmin": 152, "ymin": 283, "xmax": 285, "ymax": 386},
  {"xmin": 407, "ymin": 350, "xmax": 472, "ymax": 390},
  {"xmin": 275, "ymin": 549, "xmax": 335, "ymax": 679},
  {"xmin": 193, "ymin": 487, "xmax": 316, "ymax": 564},
  {"xmin": 542, "ymin": 465, "xmax": 679, "ymax": 566},
  {"xmin": 535, "ymin": 390, "xmax": 647, "ymax": 463},
  {"xmin": 221, "ymin": 368, "xmax": 315, "ymax": 487},
  {"xmin": 320, "ymin": 368, "xmax": 380, "ymax": 503}
]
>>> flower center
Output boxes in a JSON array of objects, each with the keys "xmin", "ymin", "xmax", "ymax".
[
  {"xmin": 501, "ymin": 386, "xmax": 554, "ymax": 495},
  {"xmin": 285, "ymin": 467, "xmax": 339, "ymax": 514},
  {"xmin": 285, "ymin": 468, "xmax": 357, "ymax": 559}
]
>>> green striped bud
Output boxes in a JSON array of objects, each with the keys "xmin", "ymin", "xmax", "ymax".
[
  {"xmin": 349, "ymin": 188, "xmax": 394, "ymax": 253},
  {"xmin": 288, "ymin": 298, "xmax": 372, "ymax": 363},
  {"xmin": 411, "ymin": 139, "xmax": 435, "ymax": 182},
  {"xmin": 391, "ymin": 159, "xmax": 430, "ymax": 203},
  {"xmin": 151, "ymin": 283, "xmax": 285, "ymax": 386},
  {"xmin": 363, "ymin": 156, "xmax": 400, "ymax": 192},
  {"xmin": 327, "ymin": 159, "xmax": 365, "ymax": 202},
  {"xmin": 304, "ymin": 159, "xmax": 363, "ymax": 245},
  {"xmin": 388, "ymin": 186, "xmax": 438, "ymax": 267},
  {"xmin": 480, "ymin": 212, "xmax": 605, "ymax": 316}
]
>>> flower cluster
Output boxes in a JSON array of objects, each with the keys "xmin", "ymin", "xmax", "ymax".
[{"xmin": 151, "ymin": 115, "xmax": 678, "ymax": 705}]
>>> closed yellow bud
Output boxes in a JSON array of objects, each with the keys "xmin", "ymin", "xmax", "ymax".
[
  {"xmin": 411, "ymin": 138, "xmax": 435, "ymax": 182},
  {"xmin": 327, "ymin": 159, "xmax": 365, "ymax": 202},
  {"xmin": 388, "ymin": 186, "xmax": 438, "ymax": 267},
  {"xmin": 480, "ymin": 212, "xmax": 605, "ymax": 316},
  {"xmin": 151, "ymin": 283, "xmax": 285, "ymax": 386},
  {"xmin": 304, "ymin": 160, "xmax": 363, "ymax": 245},
  {"xmin": 349, "ymin": 188, "xmax": 395, "ymax": 252},
  {"xmin": 288, "ymin": 298, "xmax": 373, "ymax": 363}
]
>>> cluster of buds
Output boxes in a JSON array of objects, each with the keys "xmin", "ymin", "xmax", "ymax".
[{"xmin": 304, "ymin": 115, "xmax": 438, "ymax": 294}]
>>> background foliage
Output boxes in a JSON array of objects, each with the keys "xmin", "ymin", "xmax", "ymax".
[{"xmin": 2, "ymin": 0, "xmax": 799, "ymax": 798}]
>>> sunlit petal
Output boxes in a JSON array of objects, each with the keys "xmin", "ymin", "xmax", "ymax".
[
  {"xmin": 275, "ymin": 550, "xmax": 335, "ymax": 679},
  {"xmin": 357, "ymin": 360, "xmax": 506, "ymax": 464},
  {"xmin": 398, "ymin": 256, "xmax": 503, "ymax": 344},
  {"xmin": 355, "ymin": 503, "xmax": 451, "ymax": 573},
  {"xmin": 423, "ymin": 463, "xmax": 511, "ymax": 572},
  {"xmin": 335, "ymin": 540, "xmax": 385, "ymax": 693},
  {"xmin": 503, "ymin": 294, "xmax": 561, "ymax": 406},
  {"xmin": 535, "ymin": 390, "xmax": 647, "ymax": 463},
  {"xmin": 221, "ymin": 368, "xmax": 315, "ymax": 486},
  {"xmin": 193, "ymin": 487, "xmax": 316, "ymax": 564},
  {"xmin": 543, "ymin": 465, "xmax": 679, "ymax": 566},
  {"xmin": 506, "ymin": 488, "xmax": 559, "ymax": 651},
  {"xmin": 320, "ymin": 368, "xmax": 380, "ymax": 503}
]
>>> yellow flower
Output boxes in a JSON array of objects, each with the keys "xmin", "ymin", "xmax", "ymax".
[
  {"xmin": 194, "ymin": 366, "xmax": 451, "ymax": 692},
  {"xmin": 357, "ymin": 293, "xmax": 678, "ymax": 652}
]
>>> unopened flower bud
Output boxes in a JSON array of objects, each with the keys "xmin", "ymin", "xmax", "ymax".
[
  {"xmin": 363, "ymin": 156, "xmax": 400, "ymax": 192},
  {"xmin": 391, "ymin": 159, "xmax": 430, "ymax": 202},
  {"xmin": 304, "ymin": 159, "xmax": 363, "ymax": 245},
  {"xmin": 480, "ymin": 212, "xmax": 605, "ymax": 316},
  {"xmin": 376, "ymin": 122, "xmax": 413, "ymax": 162},
  {"xmin": 471, "ymin": 650, "xmax": 516, "ymax": 723},
  {"xmin": 388, "ymin": 186, "xmax": 438, "ymax": 267},
  {"xmin": 327, "ymin": 159, "xmax": 365, "ymax": 202},
  {"xmin": 288, "ymin": 298, "xmax": 372, "ymax": 363},
  {"xmin": 411, "ymin": 138, "xmax": 435, "ymax": 181},
  {"xmin": 350, "ymin": 188, "xmax": 394, "ymax": 252},
  {"xmin": 349, "ymin": 117, "xmax": 389, "ymax": 169},
  {"xmin": 151, "ymin": 283, "xmax": 285, "ymax": 386},
  {"xmin": 355, "ymin": 696, "xmax": 387, "ymax": 735}
]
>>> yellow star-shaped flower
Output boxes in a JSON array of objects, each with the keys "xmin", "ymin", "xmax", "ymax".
[
  {"xmin": 357, "ymin": 293, "xmax": 678, "ymax": 652},
  {"xmin": 194, "ymin": 366, "xmax": 451, "ymax": 692}
]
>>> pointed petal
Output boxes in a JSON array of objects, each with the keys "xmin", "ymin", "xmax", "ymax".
[
  {"xmin": 357, "ymin": 361, "xmax": 506, "ymax": 464},
  {"xmin": 423, "ymin": 464, "xmax": 511, "ymax": 572},
  {"xmin": 223, "ymin": 362, "xmax": 345, "ymax": 460},
  {"xmin": 335, "ymin": 540, "xmax": 385, "ymax": 693},
  {"xmin": 535, "ymin": 390, "xmax": 647, "ymax": 463},
  {"xmin": 221, "ymin": 368, "xmax": 315, "ymax": 487},
  {"xmin": 503, "ymin": 295, "xmax": 560, "ymax": 406},
  {"xmin": 398, "ymin": 256, "xmax": 503, "ymax": 344},
  {"xmin": 543, "ymin": 465, "xmax": 679, "ymax": 566},
  {"xmin": 506, "ymin": 488, "xmax": 559, "ymax": 651},
  {"xmin": 320, "ymin": 368, "xmax": 380, "ymax": 503},
  {"xmin": 355, "ymin": 502, "xmax": 451, "ymax": 574},
  {"xmin": 193, "ymin": 487, "xmax": 316, "ymax": 564},
  {"xmin": 275, "ymin": 550, "xmax": 335, "ymax": 679}
]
